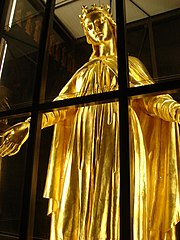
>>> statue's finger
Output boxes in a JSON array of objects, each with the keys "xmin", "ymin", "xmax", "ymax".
[
  {"xmin": 1, "ymin": 142, "xmax": 15, "ymax": 157},
  {"xmin": 8, "ymin": 144, "xmax": 20, "ymax": 156},
  {"xmin": 0, "ymin": 137, "xmax": 11, "ymax": 150},
  {"xmin": 0, "ymin": 142, "xmax": 10, "ymax": 156},
  {"xmin": 0, "ymin": 138, "xmax": 12, "ymax": 149}
]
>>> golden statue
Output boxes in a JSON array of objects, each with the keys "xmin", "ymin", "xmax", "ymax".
[{"xmin": 0, "ymin": 4, "xmax": 180, "ymax": 240}]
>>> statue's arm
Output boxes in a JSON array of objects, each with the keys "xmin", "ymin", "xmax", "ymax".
[
  {"xmin": 143, "ymin": 94, "xmax": 180, "ymax": 122},
  {"xmin": 0, "ymin": 107, "xmax": 76, "ymax": 157},
  {"xmin": 20, "ymin": 109, "xmax": 62, "ymax": 131},
  {"xmin": 0, "ymin": 111, "xmax": 59, "ymax": 157},
  {"xmin": 129, "ymin": 56, "xmax": 180, "ymax": 122},
  {"xmin": 41, "ymin": 109, "xmax": 61, "ymax": 129}
]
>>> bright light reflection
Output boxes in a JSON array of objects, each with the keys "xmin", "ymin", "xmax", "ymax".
[
  {"xmin": 7, "ymin": 0, "xmax": 17, "ymax": 29},
  {"xmin": 0, "ymin": 41, "xmax": 7, "ymax": 80}
]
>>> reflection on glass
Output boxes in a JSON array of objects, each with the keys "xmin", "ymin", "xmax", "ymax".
[
  {"xmin": 0, "ymin": 114, "xmax": 29, "ymax": 236},
  {"xmin": 0, "ymin": 0, "xmax": 44, "ymax": 109},
  {"xmin": 45, "ymin": 29, "xmax": 72, "ymax": 102},
  {"xmin": 0, "ymin": 4, "xmax": 180, "ymax": 240},
  {"xmin": 0, "ymin": 38, "xmax": 7, "ymax": 79}
]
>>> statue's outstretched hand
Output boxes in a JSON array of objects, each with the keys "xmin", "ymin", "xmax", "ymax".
[{"xmin": 0, "ymin": 121, "xmax": 30, "ymax": 157}]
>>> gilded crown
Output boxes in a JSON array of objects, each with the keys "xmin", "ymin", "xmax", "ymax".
[{"xmin": 79, "ymin": 4, "xmax": 116, "ymax": 27}]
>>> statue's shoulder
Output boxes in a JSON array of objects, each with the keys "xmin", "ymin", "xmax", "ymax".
[
  {"xmin": 128, "ymin": 56, "xmax": 154, "ymax": 86},
  {"xmin": 128, "ymin": 56, "xmax": 147, "ymax": 69}
]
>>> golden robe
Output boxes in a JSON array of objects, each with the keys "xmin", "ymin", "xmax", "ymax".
[{"xmin": 42, "ymin": 55, "xmax": 180, "ymax": 240}]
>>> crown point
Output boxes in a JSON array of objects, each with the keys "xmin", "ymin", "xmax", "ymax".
[{"xmin": 79, "ymin": 4, "xmax": 116, "ymax": 28}]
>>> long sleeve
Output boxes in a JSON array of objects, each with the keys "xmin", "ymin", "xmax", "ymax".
[
  {"xmin": 41, "ymin": 107, "xmax": 77, "ymax": 129},
  {"xmin": 41, "ymin": 110, "xmax": 62, "ymax": 129},
  {"xmin": 24, "ymin": 110, "xmax": 62, "ymax": 130},
  {"xmin": 143, "ymin": 94, "xmax": 180, "ymax": 123}
]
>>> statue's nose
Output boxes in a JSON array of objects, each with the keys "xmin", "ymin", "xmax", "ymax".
[{"xmin": 95, "ymin": 23, "xmax": 100, "ymax": 32}]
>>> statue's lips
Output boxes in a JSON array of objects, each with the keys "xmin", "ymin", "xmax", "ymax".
[{"xmin": 95, "ymin": 32, "xmax": 103, "ymax": 38}]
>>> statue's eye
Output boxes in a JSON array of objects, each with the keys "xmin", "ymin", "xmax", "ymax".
[
  {"xmin": 87, "ymin": 23, "xmax": 93, "ymax": 30},
  {"xmin": 94, "ymin": 17, "xmax": 105, "ymax": 26}
]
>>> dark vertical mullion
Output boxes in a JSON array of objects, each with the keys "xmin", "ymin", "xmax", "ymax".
[
  {"xmin": 19, "ymin": 0, "xmax": 55, "ymax": 239},
  {"xmin": 148, "ymin": 19, "xmax": 158, "ymax": 79},
  {"xmin": 116, "ymin": 0, "xmax": 131, "ymax": 239}
]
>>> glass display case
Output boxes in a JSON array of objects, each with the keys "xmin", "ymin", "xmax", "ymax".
[{"xmin": 0, "ymin": 0, "xmax": 179, "ymax": 239}]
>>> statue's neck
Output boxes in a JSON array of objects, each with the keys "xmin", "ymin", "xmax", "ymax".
[{"xmin": 91, "ymin": 39, "xmax": 117, "ymax": 58}]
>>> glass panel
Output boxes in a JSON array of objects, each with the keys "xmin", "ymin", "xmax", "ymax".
[
  {"xmin": 0, "ymin": 0, "xmax": 45, "ymax": 109},
  {"xmin": 126, "ymin": 0, "xmax": 180, "ymax": 86},
  {"xmin": 44, "ymin": 2, "xmax": 119, "ymax": 102},
  {"xmin": 44, "ymin": 28, "xmax": 75, "ymax": 102},
  {"xmin": 0, "ymin": 113, "xmax": 30, "ymax": 238},
  {"xmin": 34, "ymin": 100, "xmax": 120, "ymax": 239},
  {"xmin": 127, "ymin": 24, "xmax": 153, "ymax": 78},
  {"xmin": 153, "ymin": 15, "xmax": 180, "ymax": 82},
  {"xmin": 129, "ymin": 90, "xmax": 180, "ymax": 239}
]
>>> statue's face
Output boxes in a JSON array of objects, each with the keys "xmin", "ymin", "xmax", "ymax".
[{"xmin": 84, "ymin": 11, "xmax": 113, "ymax": 44}]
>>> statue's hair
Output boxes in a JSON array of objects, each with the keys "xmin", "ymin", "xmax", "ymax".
[{"xmin": 79, "ymin": 4, "xmax": 116, "ymax": 30}]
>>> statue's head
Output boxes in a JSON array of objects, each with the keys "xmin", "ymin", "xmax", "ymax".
[{"xmin": 79, "ymin": 4, "xmax": 116, "ymax": 45}]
